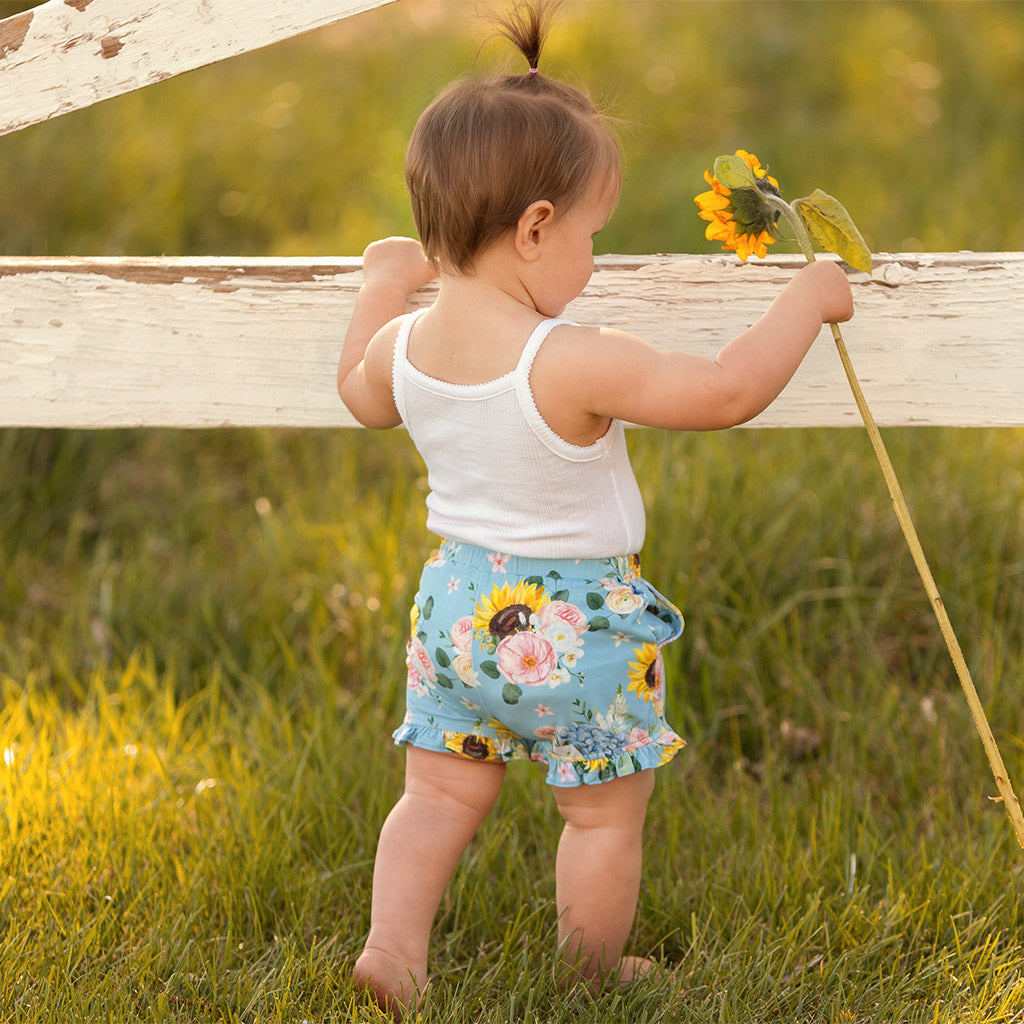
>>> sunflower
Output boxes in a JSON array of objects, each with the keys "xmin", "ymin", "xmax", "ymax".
[
  {"xmin": 443, "ymin": 731, "xmax": 497, "ymax": 761},
  {"xmin": 627, "ymin": 642, "xmax": 663, "ymax": 704},
  {"xmin": 694, "ymin": 149, "xmax": 781, "ymax": 262},
  {"xmin": 473, "ymin": 580, "xmax": 550, "ymax": 639},
  {"xmin": 658, "ymin": 731, "xmax": 686, "ymax": 765}
]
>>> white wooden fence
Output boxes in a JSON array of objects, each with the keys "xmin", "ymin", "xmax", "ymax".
[
  {"xmin": 1, "ymin": 0, "xmax": 1022, "ymax": 431},
  {"xmin": 2, "ymin": 252, "xmax": 1023, "ymax": 429}
]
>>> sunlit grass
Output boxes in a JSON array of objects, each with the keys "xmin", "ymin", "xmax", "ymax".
[{"xmin": 2, "ymin": 426, "xmax": 1023, "ymax": 1020}]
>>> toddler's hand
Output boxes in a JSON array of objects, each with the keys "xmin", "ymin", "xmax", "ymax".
[
  {"xmin": 800, "ymin": 259, "xmax": 854, "ymax": 326},
  {"xmin": 361, "ymin": 236, "xmax": 437, "ymax": 295}
]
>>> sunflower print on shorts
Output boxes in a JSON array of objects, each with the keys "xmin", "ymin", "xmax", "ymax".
[{"xmin": 393, "ymin": 541, "xmax": 685, "ymax": 787}]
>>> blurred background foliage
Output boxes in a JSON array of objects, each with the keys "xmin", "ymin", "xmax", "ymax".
[{"xmin": 1, "ymin": 0, "xmax": 1023, "ymax": 259}]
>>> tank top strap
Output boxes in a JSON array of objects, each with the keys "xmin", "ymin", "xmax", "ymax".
[
  {"xmin": 391, "ymin": 307, "xmax": 429, "ymax": 423},
  {"xmin": 513, "ymin": 316, "xmax": 610, "ymax": 459},
  {"xmin": 514, "ymin": 317, "xmax": 577, "ymax": 381}
]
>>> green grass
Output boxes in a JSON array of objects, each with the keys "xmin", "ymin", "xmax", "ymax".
[{"xmin": 2, "ymin": 425, "xmax": 1023, "ymax": 1021}]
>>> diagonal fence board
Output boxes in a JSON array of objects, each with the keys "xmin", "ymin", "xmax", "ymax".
[
  {"xmin": 0, "ymin": 0, "xmax": 397, "ymax": 137},
  {"xmin": 1, "ymin": 252, "xmax": 1022, "ymax": 429}
]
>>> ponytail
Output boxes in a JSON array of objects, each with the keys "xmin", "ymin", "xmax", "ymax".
[{"xmin": 492, "ymin": 0, "xmax": 562, "ymax": 75}]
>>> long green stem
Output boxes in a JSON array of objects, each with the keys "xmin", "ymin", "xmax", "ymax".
[{"xmin": 775, "ymin": 201, "xmax": 1024, "ymax": 849}]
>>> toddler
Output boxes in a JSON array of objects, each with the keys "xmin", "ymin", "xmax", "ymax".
[{"xmin": 338, "ymin": 1, "xmax": 853, "ymax": 1014}]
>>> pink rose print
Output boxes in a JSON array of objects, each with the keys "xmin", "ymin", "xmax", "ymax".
[
  {"xmin": 406, "ymin": 636, "xmax": 436, "ymax": 694},
  {"xmin": 537, "ymin": 601, "xmax": 588, "ymax": 636},
  {"xmin": 537, "ymin": 601, "xmax": 587, "ymax": 658},
  {"xmin": 624, "ymin": 727, "xmax": 651, "ymax": 752},
  {"xmin": 450, "ymin": 615, "xmax": 474, "ymax": 655},
  {"xmin": 496, "ymin": 631, "xmax": 556, "ymax": 687}
]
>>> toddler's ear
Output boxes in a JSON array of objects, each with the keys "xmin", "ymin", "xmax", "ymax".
[{"xmin": 515, "ymin": 200, "xmax": 555, "ymax": 261}]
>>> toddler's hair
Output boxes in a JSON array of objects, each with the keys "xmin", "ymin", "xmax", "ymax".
[{"xmin": 405, "ymin": 0, "xmax": 621, "ymax": 272}]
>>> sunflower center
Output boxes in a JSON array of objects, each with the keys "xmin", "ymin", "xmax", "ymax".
[
  {"xmin": 644, "ymin": 659, "xmax": 658, "ymax": 689},
  {"xmin": 461, "ymin": 735, "xmax": 490, "ymax": 760},
  {"xmin": 489, "ymin": 604, "xmax": 533, "ymax": 639}
]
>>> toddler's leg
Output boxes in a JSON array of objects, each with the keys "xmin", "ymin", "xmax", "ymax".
[
  {"xmin": 552, "ymin": 769, "xmax": 656, "ymax": 987},
  {"xmin": 355, "ymin": 746, "xmax": 505, "ymax": 1015}
]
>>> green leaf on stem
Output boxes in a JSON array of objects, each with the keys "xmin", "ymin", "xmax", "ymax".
[
  {"xmin": 792, "ymin": 190, "xmax": 873, "ymax": 274},
  {"xmin": 713, "ymin": 154, "xmax": 758, "ymax": 190}
]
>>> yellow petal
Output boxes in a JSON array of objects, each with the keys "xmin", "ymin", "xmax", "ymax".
[
  {"xmin": 736, "ymin": 149, "xmax": 767, "ymax": 177},
  {"xmin": 694, "ymin": 189, "xmax": 731, "ymax": 212},
  {"xmin": 705, "ymin": 219, "xmax": 734, "ymax": 242},
  {"xmin": 734, "ymin": 149, "xmax": 779, "ymax": 192}
]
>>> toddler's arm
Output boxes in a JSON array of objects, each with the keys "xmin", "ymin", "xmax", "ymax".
[
  {"xmin": 338, "ymin": 237, "xmax": 437, "ymax": 428},
  {"xmin": 713, "ymin": 259, "xmax": 853, "ymax": 417},
  {"xmin": 565, "ymin": 260, "xmax": 853, "ymax": 432}
]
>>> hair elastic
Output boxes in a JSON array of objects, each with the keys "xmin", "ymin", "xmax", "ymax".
[{"xmin": 528, "ymin": 66, "xmax": 539, "ymax": 74}]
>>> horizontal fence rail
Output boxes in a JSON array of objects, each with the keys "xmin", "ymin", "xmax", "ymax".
[{"xmin": 1, "ymin": 252, "xmax": 1022, "ymax": 429}]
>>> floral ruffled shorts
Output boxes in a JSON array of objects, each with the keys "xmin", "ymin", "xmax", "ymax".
[{"xmin": 393, "ymin": 540, "xmax": 686, "ymax": 787}]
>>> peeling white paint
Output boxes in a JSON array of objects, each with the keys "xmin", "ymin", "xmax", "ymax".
[
  {"xmin": 0, "ymin": 0, "xmax": 398, "ymax": 136},
  {"xmin": 1, "ymin": 253, "xmax": 1022, "ymax": 429}
]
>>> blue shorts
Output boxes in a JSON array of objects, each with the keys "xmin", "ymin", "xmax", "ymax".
[{"xmin": 394, "ymin": 540, "xmax": 685, "ymax": 787}]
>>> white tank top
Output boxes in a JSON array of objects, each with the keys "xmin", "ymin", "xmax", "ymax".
[{"xmin": 392, "ymin": 308, "xmax": 646, "ymax": 558}]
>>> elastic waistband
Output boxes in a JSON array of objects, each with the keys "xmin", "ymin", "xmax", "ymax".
[{"xmin": 433, "ymin": 539, "xmax": 638, "ymax": 581}]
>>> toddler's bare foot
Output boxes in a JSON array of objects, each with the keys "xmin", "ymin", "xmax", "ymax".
[
  {"xmin": 353, "ymin": 947, "xmax": 423, "ymax": 1019},
  {"xmin": 556, "ymin": 953, "xmax": 659, "ymax": 993},
  {"xmin": 617, "ymin": 955, "xmax": 658, "ymax": 985}
]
